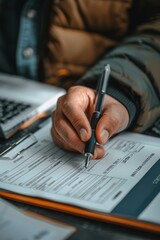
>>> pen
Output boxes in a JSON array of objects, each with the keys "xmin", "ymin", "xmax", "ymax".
[{"xmin": 84, "ymin": 64, "xmax": 111, "ymax": 168}]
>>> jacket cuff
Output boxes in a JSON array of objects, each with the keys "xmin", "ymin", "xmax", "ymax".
[{"xmin": 107, "ymin": 85, "xmax": 138, "ymax": 130}]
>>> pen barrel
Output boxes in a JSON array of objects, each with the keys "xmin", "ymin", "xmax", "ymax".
[
  {"xmin": 91, "ymin": 111, "xmax": 101, "ymax": 129},
  {"xmin": 84, "ymin": 64, "xmax": 110, "ymax": 160},
  {"xmin": 84, "ymin": 130, "xmax": 96, "ymax": 156},
  {"xmin": 95, "ymin": 92, "xmax": 105, "ymax": 112},
  {"xmin": 84, "ymin": 111, "xmax": 100, "ymax": 156}
]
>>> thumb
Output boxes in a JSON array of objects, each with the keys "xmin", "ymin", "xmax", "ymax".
[{"xmin": 96, "ymin": 101, "xmax": 129, "ymax": 145}]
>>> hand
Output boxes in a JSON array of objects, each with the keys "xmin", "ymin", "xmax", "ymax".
[{"xmin": 51, "ymin": 86, "xmax": 129, "ymax": 159}]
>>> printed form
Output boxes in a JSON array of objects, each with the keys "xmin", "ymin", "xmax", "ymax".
[{"xmin": 0, "ymin": 122, "xmax": 160, "ymax": 224}]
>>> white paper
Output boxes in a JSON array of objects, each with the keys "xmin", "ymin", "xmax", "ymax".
[
  {"xmin": 0, "ymin": 198, "xmax": 75, "ymax": 240},
  {"xmin": 0, "ymin": 122, "xmax": 160, "ymax": 222}
]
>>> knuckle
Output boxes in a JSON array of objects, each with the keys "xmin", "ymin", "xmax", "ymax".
[
  {"xmin": 57, "ymin": 95, "xmax": 64, "ymax": 107},
  {"xmin": 68, "ymin": 86, "xmax": 77, "ymax": 92},
  {"xmin": 72, "ymin": 118, "xmax": 82, "ymax": 129},
  {"xmin": 63, "ymin": 99, "xmax": 73, "ymax": 111},
  {"xmin": 54, "ymin": 117, "xmax": 63, "ymax": 130}
]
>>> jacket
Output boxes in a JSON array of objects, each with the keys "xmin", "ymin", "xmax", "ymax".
[
  {"xmin": 41, "ymin": 0, "xmax": 133, "ymax": 88},
  {"xmin": 40, "ymin": 0, "xmax": 160, "ymax": 132}
]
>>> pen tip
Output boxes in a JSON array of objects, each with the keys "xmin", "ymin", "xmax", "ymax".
[
  {"xmin": 85, "ymin": 154, "xmax": 92, "ymax": 168},
  {"xmin": 85, "ymin": 161, "xmax": 89, "ymax": 169}
]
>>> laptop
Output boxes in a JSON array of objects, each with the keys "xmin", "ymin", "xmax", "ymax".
[{"xmin": 0, "ymin": 74, "xmax": 65, "ymax": 139}]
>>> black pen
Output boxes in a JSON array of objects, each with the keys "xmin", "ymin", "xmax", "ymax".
[{"xmin": 84, "ymin": 64, "xmax": 111, "ymax": 168}]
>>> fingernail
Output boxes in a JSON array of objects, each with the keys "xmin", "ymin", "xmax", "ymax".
[
  {"xmin": 80, "ymin": 128, "xmax": 87, "ymax": 141},
  {"xmin": 100, "ymin": 130, "xmax": 109, "ymax": 144}
]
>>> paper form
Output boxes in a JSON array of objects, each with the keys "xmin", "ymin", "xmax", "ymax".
[
  {"xmin": 0, "ymin": 122, "xmax": 160, "ymax": 224},
  {"xmin": 0, "ymin": 198, "xmax": 75, "ymax": 240}
]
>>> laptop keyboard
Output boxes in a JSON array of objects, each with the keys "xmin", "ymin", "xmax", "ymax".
[{"xmin": 0, "ymin": 98, "xmax": 31, "ymax": 124}]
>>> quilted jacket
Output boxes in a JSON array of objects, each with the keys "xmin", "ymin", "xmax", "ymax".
[{"xmin": 40, "ymin": 0, "xmax": 160, "ymax": 132}]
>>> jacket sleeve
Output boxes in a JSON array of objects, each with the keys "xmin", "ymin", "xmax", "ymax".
[{"xmin": 76, "ymin": 15, "xmax": 160, "ymax": 133}]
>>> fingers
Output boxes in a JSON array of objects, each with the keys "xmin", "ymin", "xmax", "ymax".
[
  {"xmin": 51, "ymin": 86, "xmax": 96, "ymax": 153},
  {"xmin": 51, "ymin": 87, "xmax": 130, "ymax": 160},
  {"xmin": 51, "ymin": 112, "xmax": 85, "ymax": 153},
  {"xmin": 96, "ymin": 95, "xmax": 129, "ymax": 145},
  {"xmin": 52, "ymin": 104, "xmax": 84, "ymax": 154},
  {"xmin": 61, "ymin": 99, "xmax": 90, "ymax": 142},
  {"xmin": 93, "ymin": 145, "xmax": 105, "ymax": 159}
]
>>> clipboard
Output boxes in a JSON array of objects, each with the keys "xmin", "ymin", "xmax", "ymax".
[
  {"xmin": 0, "ymin": 191, "xmax": 160, "ymax": 234},
  {"xmin": 0, "ymin": 122, "xmax": 160, "ymax": 235}
]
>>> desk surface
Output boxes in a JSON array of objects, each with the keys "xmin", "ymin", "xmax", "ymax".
[{"xmin": 10, "ymin": 200, "xmax": 159, "ymax": 240}]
